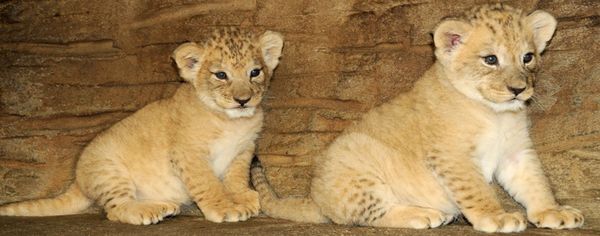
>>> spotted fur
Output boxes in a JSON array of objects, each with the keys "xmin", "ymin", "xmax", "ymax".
[
  {"xmin": 0, "ymin": 28, "xmax": 284, "ymax": 225},
  {"xmin": 251, "ymin": 4, "xmax": 583, "ymax": 233}
]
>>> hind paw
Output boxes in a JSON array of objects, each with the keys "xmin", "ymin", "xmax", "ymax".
[
  {"xmin": 472, "ymin": 211, "xmax": 527, "ymax": 233},
  {"xmin": 106, "ymin": 200, "xmax": 180, "ymax": 225},
  {"xmin": 406, "ymin": 208, "xmax": 453, "ymax": 229}
]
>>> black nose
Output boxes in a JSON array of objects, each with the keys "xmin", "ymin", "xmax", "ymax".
[
  {"xmin": 234, "ymin": 97, "xmax": 251, "ymax": 106},
  {"xmin": 508, "ymin": 86, "xmax": 525, "ymax": 96}
]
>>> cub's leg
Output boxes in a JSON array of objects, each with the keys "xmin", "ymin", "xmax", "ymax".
[
  {"xmin": 77, "ymin": 153, "xmax": 180, "ymax": 225},
  {"xmin": 320, "ymin": 173, "xmax": 453, "ymax": 228},
  {"xmin": 427, "ymin": 149, "xmax": 526, "ymax": 233},
  {"xmin": 170, "ymin": 148, "xmax": 247, "ymax": 223},
  {"xmin": 496, "ymin": 149, "xmax": 584, "ymax": 229},
  {"xmin": 222, "ymin": 149, "xmax": 260, "ymax": 219}
]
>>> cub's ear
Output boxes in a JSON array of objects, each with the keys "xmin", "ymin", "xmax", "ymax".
[
  {"xmin": 172, "ymin": 42, "xmax": 203, "ymax": 82},
  {"xmin": 526, "ymin": 10, "xmax": 557, "ymax": 53},
  {"xmin": 259, "ymin": 31, "xmax": 284, "ymax": 71},
  {"xmin": 433, "ymin": 20, "xmax": 472, "ymax": 62}
]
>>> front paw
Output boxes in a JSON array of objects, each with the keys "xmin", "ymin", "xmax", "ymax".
[
  {"xmin": 528, "ymin": 205, "xmax": 584, "ymax": 229},
  {"xmin": 201, "ymin": 198, "xmax": 253, "ymax": 223},
  {"xmin": 231, "ymin": 190, "xmax": 260, "ymax": 217},
  {"xmin": 472, "ymin": 212, "xmax": 527, "ymax": 233}
]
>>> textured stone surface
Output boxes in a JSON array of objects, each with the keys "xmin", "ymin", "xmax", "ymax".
[{"xmin": 0, "ymin": 0, "xmax": 598, "ymax": 231}]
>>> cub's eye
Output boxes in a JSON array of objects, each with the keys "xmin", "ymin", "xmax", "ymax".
[
  {"xmin": 214, "ymin": 71, "xmax": 228, "ymax": 80},
  {"xmin": 523, "ymin": 52, "xmax": 534, "ymax": 64},
  {"xmin": 483, "ymin": 55, "xmax": 498, "ymax": 66},
  {"xmin": 250, "ymin": 68, "xmax": 261, "ymax": 78}
]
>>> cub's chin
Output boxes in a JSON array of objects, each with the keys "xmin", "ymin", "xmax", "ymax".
[
  {"xmin": 225, "ymin": 107, "xmax": 256, "ymax": 119},
  {"xmin": 484, "ymin": 99, "xmax": 526, "ymax": 113}
]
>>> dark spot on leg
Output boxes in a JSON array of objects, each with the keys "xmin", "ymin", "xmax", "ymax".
[
  {"xmin": 359, "ymin": 207, "xmax": 367, "ymax": 216},
  {"xmin": 104, "ymin": 197, "xmax": 114, "ymax": 205},
  {"xmin": 457, "ymin": 186, "xmax": 470, "ymax": 191},
  {"xmin": 372, "ymin": 211, "xmax": 386, "ymax": 222},
  {"xmin": 358, "ymin": 198, "xmax": 366, "ymax": 205}
]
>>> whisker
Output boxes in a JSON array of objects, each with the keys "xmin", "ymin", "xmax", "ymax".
[{"xmin": 529, "ymin": 95, "xmax": 546, "ymax": 112}]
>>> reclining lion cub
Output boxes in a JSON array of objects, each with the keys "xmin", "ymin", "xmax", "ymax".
[
  {"xmin": 0, "ymin": 28, "xmax": 284, "ymax": 225},
  {"xmin": 251, "ymin": 4, "xmax": 583, "ymax": 233}
]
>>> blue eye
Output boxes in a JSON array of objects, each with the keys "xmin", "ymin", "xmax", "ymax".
[
  {"xmin": 523, "ymin": 52, "xmax": 534, "ymax": 64},
  {"xmin": 250, "ymin": 69, "xmax": 261, "ymax": 78},
  {"xmin": 214, "ymin": 71, "xmax": 228, "ymax": 80},
  {"xmin": 483, "ymin": 55, "xmax": 498, "ymax": 65}
]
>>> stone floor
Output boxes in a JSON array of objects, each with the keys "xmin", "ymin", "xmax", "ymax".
[{"xmin": 0, "ymin": 214, "xmax": 597, "ymax": 236}]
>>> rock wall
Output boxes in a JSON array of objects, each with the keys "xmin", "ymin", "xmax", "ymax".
[{"xmin": 0, "ymin": 0, "xmax": 598, "ymax": 226}]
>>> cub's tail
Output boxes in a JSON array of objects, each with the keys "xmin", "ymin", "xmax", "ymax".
[
  {"xmin": 0, "ymin": 183, "xmax": 93, "ymax": 216},
  {"xmin": 250, "ymin": 156, "xmax": 328, "ymax": 223}
]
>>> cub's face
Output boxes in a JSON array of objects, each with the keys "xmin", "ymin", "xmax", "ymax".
[
  {"xmin": 172, "ymin": 29, "xmax": 284, "ymax": 118},
  {"xmin": 434, "ymin": 4, "xmax": 557, "ymax": 112}
]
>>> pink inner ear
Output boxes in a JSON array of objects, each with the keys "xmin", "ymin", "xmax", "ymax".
[
  {"xmin": 449, "ymin": 33, "xmax": 461, "ymax": 46},
  {"xmin": 185, "ymin": 57, "xmax": 197, "ymax": 69}
]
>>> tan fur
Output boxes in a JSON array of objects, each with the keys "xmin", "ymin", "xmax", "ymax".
[
  {"xmin": 251, "ymin": 4, "xmax": 583, "ymax": 233},
  {"xmin": 0, "ymin": 28, "xmax": 284, "ymax": 225}
]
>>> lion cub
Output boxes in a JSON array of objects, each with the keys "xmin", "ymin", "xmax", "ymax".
[
  {"xmin": 0, "ymin": 28, "xmax": 284, "ymax": 225},
  {"xmin": 251, "ymin": 4, "xmax": 583, "ymax": 233}
]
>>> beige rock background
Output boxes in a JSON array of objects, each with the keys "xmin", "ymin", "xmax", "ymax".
[{"xmin": 0, "ymin": 0, "xmax": 598, "ymax": 229}]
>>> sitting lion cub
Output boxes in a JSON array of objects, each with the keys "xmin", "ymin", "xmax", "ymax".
[
  {"xmin": 0, "ymin": 28, "xmax": 284, "ymax": 225},
  {"xmin": 251, "ymin": 4, "xmax": 583, "ymax": 233}
]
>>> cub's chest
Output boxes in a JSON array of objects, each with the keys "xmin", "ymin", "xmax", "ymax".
[
  {"xmin": 209, "ymin": 119, "xmax": 261, "ymax": 178},
  {"xmin": 474, "ymin": 113, "xmax": 530, "ymax": 182}
]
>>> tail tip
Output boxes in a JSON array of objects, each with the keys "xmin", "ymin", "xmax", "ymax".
[{"xmin": 251, "ymin": 155, "xmax": 262, "ymax": 169}]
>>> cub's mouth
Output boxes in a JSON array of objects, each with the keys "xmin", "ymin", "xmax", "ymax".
[
  {"xmin": 226, "ymin": 101, "xmax": 255, "ymax": 110},
  {"xmin": 222, "ymin": 97, "xmax": 259, "ymax": 118},
  {"xmin": 508, "ymin": 92, "xmax": 532, "ymax": 103}
]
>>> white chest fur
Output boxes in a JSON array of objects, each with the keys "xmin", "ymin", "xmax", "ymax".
[
  {"xmin": 475, "ymin": 112, "xmax": 532, "ymax": 182},
  {"xmin": 209, "ymin": 118, "xmax": 259, "ymax": 179}
]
